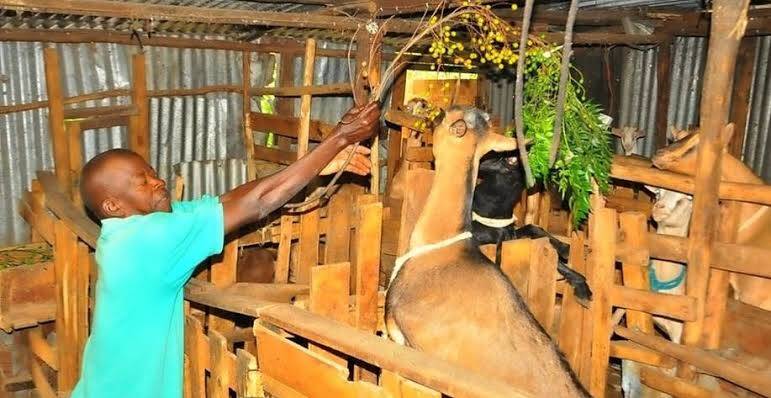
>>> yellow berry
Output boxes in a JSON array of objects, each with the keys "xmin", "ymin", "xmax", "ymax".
[{"xmin": 511, "ymin": 3, "xmax": 518, "ymax": 10}]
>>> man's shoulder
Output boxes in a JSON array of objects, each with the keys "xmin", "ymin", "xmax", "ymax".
[{"xmin": 171, "ymin": 195, "xmax": 221, "ymax": 213}]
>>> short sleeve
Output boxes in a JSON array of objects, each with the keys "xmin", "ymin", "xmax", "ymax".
[{"xmin": 150, "ymin": 195, "xmax": 224, "ymax": 286}]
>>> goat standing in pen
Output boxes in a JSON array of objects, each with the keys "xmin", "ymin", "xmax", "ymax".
[
  {"xmin": 385, "ymin": 106, "xmax": 589, "ymax": 397},
  {"xmin": 472, "ymin": 152, "xmax": 593, "ymax": 302}
]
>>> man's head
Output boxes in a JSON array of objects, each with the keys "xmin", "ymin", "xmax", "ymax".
[{"xmin": 80, "ymin": 149, "xmax": 171, "ymax": 220}]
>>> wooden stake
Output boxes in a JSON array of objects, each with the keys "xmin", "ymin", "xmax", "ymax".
[
  {"xmin": 209, "ymin": 239, "xmax": 238, "ymax": 333},
  {"xmin": 53, "ymin": 220, "xmax": 80, "ymax": 393},
  {"xmin": 654, "ymin": 39, "xmax": 672, "ymax": 150},
  {"xmin": 526, "ymin": 238, "xmax": 557, "ymax": 331},
  {"xmin": 296, "ymin": 39, "xmax": 319, "ymax": 284},
  {"xmin": 618, "ymin": 212, "xmax": 654, "ymax": 333},
  {"xmin": 43, "ymin": 47, "xmax": 70, "ymax": 192},
  {"xmin": 276, "ymin": 52, "xmax": 295, "ymax": 151},
  {"xmin": 130, "ymin": 52, "xmax": 150, "ymax": 161},
  {"xmin": 66, "ymin": 122, "xmax": 83, "ymax": 206},
  {"xmin": 557, "ymin": 232, "xmax": 586, "ymax": 371},
  {"xmin": 588, "ymin": 208, "xmax": 617, "ymax": 397},
  {"xmin": 354, "ymin": 201, "xmax": 382, "ymax": 332},
  {"xmin": 242, "ymin": 51, "xmax": 257, "ymax": 181},
  {"xmin": 728, "ymin": 37, "xmax": 757, "ymax": 157},
  {"xmin": 680, "ymin": 0, "xmax": 750, "ymax": 378}
]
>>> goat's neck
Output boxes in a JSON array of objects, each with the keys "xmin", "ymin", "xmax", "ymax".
[{"xmin": 410, "ymin": 156, "xmax": 475, "ymax": 249}]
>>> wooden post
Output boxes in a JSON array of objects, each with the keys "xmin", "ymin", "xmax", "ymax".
[
  {"xmin": 526, "ymin": 238, "xmax": 557, "ymax": 331},
  {"xmin": 296, "ymin": 38, "xmax": 319, "ymax": 284},
  {"xmin": 655, "ymin": 39, "xmax": 672, "ymax": 150},
  {"xmin": 619, "ymin": 212, "xmax": 654, "ymax": 333},
  {"xmin": 588, "ymin": 208, "xmax": 617, "ymax": 397},
  {"xmin": 309, "ymin": 262, "xmax": 351, "ymax": 366},
  {"xmin": 680, "ymin": 0, "xmax": 749, "ymax": 379},
  {"xmin": 354, "ymin": 201, "xmax": 381, "ymax": 330},
  {"xmin": 43, "ymin": 47, "xmax": 70, "ymax": 192},
  {"xmin": 129, "ymin": 52, "xmax": 150, "ymax": 161},
  {"xmin": 243, "ymin": 51, "xmax": 257, "ymax": 181},
  {"xmin": 209, "ymin": 239, "xmax": 238, "ymax": 333},
  {"xmin": 325, "ymin": 187, "xmax": 353, "ymax": 266},
  {"xmin": 557, "ymin": 232, "xmax": 586, "ymax": 371},
  {"xmin": 368, "ymin": 37, "xmax": 381, "ymax": 197},
  {"xmin": 728, "ymin": 37, "xmax": 757, "ymax": 157},
  {"xmin": 184, "ymin": 315, "xmax": 206, "ymax": 398},
  {"xmin": 53, "ymin": 221, "xmax": 81, "ymax": 393},
  {"xmin": 66, "ymin": 122, "xmax": 83, "ymax": 206},
  {"xmin": 701, "ymin": 200, "xmax": 741, "ymax": 348},
  {"xmin": 385, "ymin": 72, "xmax": 406, "ymax": 198},
  {"xmin": 276, "ymin": 53, "xmax": 295, "ymax": 151}
]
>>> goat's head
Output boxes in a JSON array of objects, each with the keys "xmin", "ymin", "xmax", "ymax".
[
  {"xmin": 645, "ymin": 186, "xmax": 693, "ymax": 228},
  {"xmin": 478, "ymin": 151, "xmax": 521, "ymax": 178},
  {"xmin": 611, "ymin": 126, "xmax": 646, "ymax": 156},
  {"xmin": 432, "ymin": 106, "xmax": 519, "ymax": 167}
]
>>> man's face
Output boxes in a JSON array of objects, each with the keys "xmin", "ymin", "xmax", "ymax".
[{"xmin": 104, "ymin": 154, "xmax": 171, "ymax": 217}]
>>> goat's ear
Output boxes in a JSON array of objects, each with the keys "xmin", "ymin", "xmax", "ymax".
[
  {"xmin": 449, "ymin": 119, "xmax": 467, "ymax": 137},
  {"xmin": 611, "ymin": 128, "xmax": 623, "ymax": 138}
]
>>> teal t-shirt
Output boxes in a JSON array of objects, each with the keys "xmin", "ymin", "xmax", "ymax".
[{"xmin": 71, "ymin": 195, "xmax": 224, "ymax": 398}]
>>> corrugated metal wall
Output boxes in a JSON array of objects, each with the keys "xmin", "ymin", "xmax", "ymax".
[
  {"xmin": 0, "ymin": 38, "xmax": 368, "ymax": 245},
  {"xmin": 742, "ymin": 36, "xmax": 771, "ymax": 182}
]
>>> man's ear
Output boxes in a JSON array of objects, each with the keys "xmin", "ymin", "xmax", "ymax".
[{"xmin": 101, "ymin": 198, "xmax": 123, "ymax": 218}]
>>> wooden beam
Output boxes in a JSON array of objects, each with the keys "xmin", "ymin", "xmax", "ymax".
[
  {"xmin": 611, "ymin": 285, "xmax": 697, "ymax": 321},
  {"xmin": 609, "ymin": 341, "xmax": 676, "ymax": 369},
  {"xmin": 258, "ymin": 304, "xmax": 531, "ymax": 398},
  {"xmin": 616, "ymin": 326, "xmax": 771, "ymax": 397},
  {"xmin": 728, "ymin": 37, "xmax": 757, "ymax": 157},
  {"xmin": 611, "ymin": 155, "xmax": 771, "ymax": 207},
  {"xmin": 243, "ymin": 51, "xmax": 256, "ymax": 181},
  {"xmin": 38, "ymin": 171, "xmax": 100, "ymax": 247},
  {"xmin": 654, "ymin": 39, "xmax": 672, "ymax": 150},
  {"xmin": 43, "ymin": 47, "xmax": 70, "ymax": 192},
  {"xmin": 253, "ymin": 145, "xmax": 295, "ymax": 165},
  {"xmin": 250, "ymin": 83, "xmax": 353, "ymax": 97},
  {"xmin": 639, "ymin": 367, "xmax": 714, "ymax": 398},
  {"xmin": 681, "ymin": 0, "xmax": 750, "ymax": 369},
  {"xmin": 130, "ymin": 52, "xmax": 150, "ymax": 161},
  {"xmin": 249, "ymin": 112, "xmax": 333, "ymax": 141},
  {"xmin": 0, "ymin": 0, "xmax": 421, "ymax": 33},
  {"xmin": 618, "ymin": 212, "xmax": 655, "ymax": 333}
]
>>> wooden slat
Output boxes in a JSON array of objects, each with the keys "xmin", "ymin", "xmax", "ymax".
[
  {"xmin": 294, "ymin": 39, "xmax": 320, "ymax": 285},
  {"xmin": 500, "ymin": 239, "xmax": 532, "ymax": 295},
  {"xmin": 79, "ymin": 114, "xmax": 131, "ymax": 131},
  {"xmin": 251, "ymin": 83, "xmax": 353, "ymax": 97},
  {"xmin": 236, "ymin": 349, "xmax": 264, "ymax": 397},
  {"xmin": 0, "ymin": 0, "xmax": 421, "ymax": 33},
  {"xmin": 588, "ymin": 208, "xmax": 617, "ymax": 397},
  {"xmin": 254, "ymin": 323, "xmax": 354, "ymax": 398},
  {"xmin": 557, "ymin": 232, "xmax": 586, "ymax": 371},
  {"xmin": 27, "ymin": 354, "xmax": 55, "ymax": 398},
  {"xmin": 243, "ymin": 52, "xmax": 256, "ymax": 181},
  {"xmin": 618, "ymin": 212, "xmax": 655, "ymax": 332},
  {"xmin": 44, "ymin": 47, "xmax": 70, "ymax": 191},
  {"xmin": 310, "ymin": 262, "xmax": 351, "ymax": 324},
  {"xmin": 380, "ymin": 369, "xmax": 441, "ymax": 398},
  {"xmin": 258, "ymin": 305, "xmax": 531, "ymax": 398},
  {"xmin": 53, "ymin": 220, "xmax": 80, "ymax": 392},
  {"xmin": 617, "ymin": 326, "xmax": 771, "ymax": 396},
  {"xmin": 654, "ymin": 40, "xmax": 672, "ymax": 149},
  {"xmin": 130, "ymin": 53, "xmax": 150, "ymax": 161},
  {"xmin": 609, "ymin": 341, "xmax": 676, "ymax": 369},
  {"xmin": 354, "ymin": 201, "xmax": 382, "ymax": 333},
  {"xmin": 38, "ymin": 171, "xmax": 100, "ymax": 247},
  {"xmin": 611, "ymin": 285, "xmax": 697, "ymax": 321},
  {"xmin": 63, "ymin": 104, "xmax": 136, "ymax": 119},
  {"xmin": 209, "ymin": 238, "xmax": 238, "ymax": 333},
  {"xmin": 639, "ymin": 367, "xmax": 714, "ymax": 398},
  {"xmin": 324, "ymin": 186, "xmax": 353, "ymax": 265},
  {"xmin": 702, "ymin": 200, "xmax": 742, "ymax": 348},
  {"xmin": 18, "ymin": 198, "xmax": 55, "ymax": 245},
  {"xmin": 27, "ymin": 327, "xmax": 57, "ymax": 371},
  {"xmin": 728, "ymin": 37, "xmax": 757, "ymax": 157},
  {"xmin": 66, "ymin": 121, "xmax": 83, "ymax": 204},
  {"xmin": 396, "ymin": 169, "xmax": 434, "ymax": 256},
  {"xmin": 184, "ymin": 315, "xmax": 206, "ymax": 397},
  {"xmin": 526, "ymin": 238, "xmax": 557, "ymax": 331},
  {"xmin": 75, "ymin": 243, "xmax": 90, "ymax": 368},
  {"xmin": 208, "ymin": 329, "xmax": 231, "ymax": 397},
  {"xmin": 274, "ymin": 215, "xmax": 294, "ymax": 283},
  {"xmin": 253, "ymin": 145, "xmax": 295, "ymax": 165},
  {"xmin": 249, "ymin": 112, "xmax": 332, "ymax": 141}
]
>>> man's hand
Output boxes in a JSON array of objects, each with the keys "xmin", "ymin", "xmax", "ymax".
[
  {"xmin": 331, "ymin": 101, "xmax": 381, "ymax": 145},
  {"xmin": 320, "ymin": 145, "xmax": 372, "ymax": 176}
]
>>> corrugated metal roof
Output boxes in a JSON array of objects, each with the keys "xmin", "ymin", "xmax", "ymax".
[{"xmin": 0, "ymin": 0, "xmax": 321, "ymax": 41}]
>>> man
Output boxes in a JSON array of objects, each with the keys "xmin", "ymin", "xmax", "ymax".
[{"xmin": 71, "ymin": 101, "xmax": 380, "ymax": 398}]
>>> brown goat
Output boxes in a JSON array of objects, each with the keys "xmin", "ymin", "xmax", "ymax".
[{"xmin": 385, "ymin": 106, "xmax": 588, "ymax": 397}]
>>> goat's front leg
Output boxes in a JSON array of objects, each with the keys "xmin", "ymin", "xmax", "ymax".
[
  {"xmin": 515, "ymin": 224, "xmax": 570, "ymax": 260},
  {"xmin": 557, "ymin": 260, "xmax": 592, "ymax": 304}
]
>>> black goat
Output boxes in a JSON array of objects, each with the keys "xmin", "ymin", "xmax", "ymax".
[{"xmin": 471, "ymin": 152, "xmax": 593, "ymax": 302}]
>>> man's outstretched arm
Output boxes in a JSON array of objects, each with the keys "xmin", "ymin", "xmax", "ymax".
[{"xmin": 219, "ymin": 101, "xmax": 380, "ymax": 234}]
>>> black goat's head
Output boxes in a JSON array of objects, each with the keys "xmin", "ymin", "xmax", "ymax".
[{"xmin": 478, "ymin": 151, "xmax": 522, "ymax": 178}]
